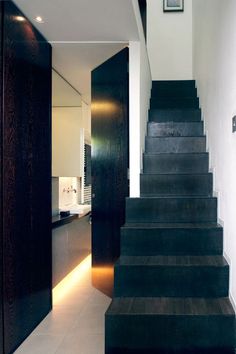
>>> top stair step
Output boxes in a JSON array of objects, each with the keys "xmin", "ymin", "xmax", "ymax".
[
  {"xmin": 152, "ymin": 79, "xmax": 196, "ymax": 89},
  {"xmin": 151, "ymin": 80, "xmax": 197, "ymax": 98}
]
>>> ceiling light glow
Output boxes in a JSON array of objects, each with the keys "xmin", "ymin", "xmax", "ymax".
[{"xmin": 35, "ymin": 16, "xmax": 44, "ymax": 23}]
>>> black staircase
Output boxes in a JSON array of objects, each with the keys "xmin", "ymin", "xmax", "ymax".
[{"xmin": 105, "ymin": 80, "xmax": 236, "ymax": 353}]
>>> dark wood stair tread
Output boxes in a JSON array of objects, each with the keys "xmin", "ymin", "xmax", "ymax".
[
  {"xmin": 143, "ymin": 153, "xmax": 209, "ymax": 174},
  {"xmin": 147, "ymin": 121, "xmax": 204, "ymax": 137},
  {"xmin": 117, "ymin": 255, "xmax": 228, "ymax": 267},
  {"xmin": 152, "ymin": 80, "xmax": 196, "ymax": 87},
  {"xmin": 123, "ymin": 222, "xmax": 222, "ymax": 229},
  {"xmin": 129, "ymin": 196, "xmax": 216, "ymax": 199},
  {"xmin": 126, "ymin": 197, "xmax": 217, "ymax": 223},
  {"xmin": 148, "ymin": 121, "xmax": 202, "ymax": 124},
  {"xmin": 107, "ymin": 297, "xmax": 235, "ymax": 316},
  {"xmin": 145, "ymin": 152, "xmax": 208, "ymax": 155},
  {"xmin": 141, "ymin": 173, "xmax": 211, "ymax": 176},
  {"xmin": 150, "ymin": 108, "xmax": 200, "ymax": 112}
]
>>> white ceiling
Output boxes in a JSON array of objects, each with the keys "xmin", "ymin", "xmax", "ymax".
[
  {"xmin": 14, "ymin": 0, "xmax": 139, "ymax": 42},
  {"xmin": 14, "ymin": 0, "xmax": 138, "ymax": 103}
]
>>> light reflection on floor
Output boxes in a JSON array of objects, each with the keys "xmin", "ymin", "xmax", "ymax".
[
  {"xmin": 14, "ymin": 255, "xmax": 111, "ymax": 354},
  {"xmin": 53, "ymin": 255, "xmax": 92, "ymax": 305}
]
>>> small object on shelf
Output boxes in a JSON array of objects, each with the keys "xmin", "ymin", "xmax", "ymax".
[
  {"xmin": 60, "ymin": 210, "xmax": 70, "ymax": 217},
  {"xmin": 233, "ymin": 116, "xmax": 236, "ymax": 133}
]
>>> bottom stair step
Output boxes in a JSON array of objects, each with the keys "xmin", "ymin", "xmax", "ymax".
[{"xmin": 105, "ymin": 297, "xmax": 236, "ymax": 353}]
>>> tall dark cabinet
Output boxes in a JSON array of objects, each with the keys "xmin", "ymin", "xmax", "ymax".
[
  {"xmin": 138, "ymin": 0, "xmax": 147, "ymax": 40},
  {"xmin": 0, "ymin": 4, "xmax": 3, "ymax": 351},
  {"xmin": 0, "ymin": 2, "xmax": 52, "ymax": 353},
  {"xmin": 91, "ymin": 48, "xmax": 129, "ymax": 267}
]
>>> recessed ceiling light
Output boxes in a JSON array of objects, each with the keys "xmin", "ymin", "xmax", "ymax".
[
  {"xmin": 15, "ymin": 16, "xmax": 26, "ymax": 22},
  {"xmin": 35, "ymin": 16, "xmax": 44, "ymax": 23}
]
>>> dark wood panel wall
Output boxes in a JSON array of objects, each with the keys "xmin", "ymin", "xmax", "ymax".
[
  {"xmin": 91, "ymin": 48, "xmax": 129, "ymax": 267},
  {"xmin": 0, "ymin": 2, "xmax": 52, "ymax": 353},
  {"xmin": 138, "ymin": 0, "xmax": 147, "ymax": 40},
  {"xmin": 0, "ymin": 2, "xmax": 4, "ymax": 351}
]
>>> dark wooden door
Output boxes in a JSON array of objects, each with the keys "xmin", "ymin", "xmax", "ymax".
[
  {"xmin": 138, "ymin": 0, "xmax": 147, "ymax": 40},
  {"xmin": 0, "ymin": 2, "xmax": 52, "ymax": 353},
  {"xmin": 91, "ymin": 48, "xmax": 129, "ymax": 266},
  {"xmin": 0, "ymin": 3, "xmax": 3, "ymax": 352}
]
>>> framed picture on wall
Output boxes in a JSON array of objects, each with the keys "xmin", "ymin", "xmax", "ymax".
[{"xmin": 163, "ymin": 0, "xmax": 184, "ymax": 12}]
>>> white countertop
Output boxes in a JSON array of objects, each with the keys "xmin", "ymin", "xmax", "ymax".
[{"xmin": 60, "ymin": 204, "xmax": 91, "ymax": 218}]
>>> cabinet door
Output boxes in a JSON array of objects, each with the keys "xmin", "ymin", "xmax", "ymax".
[
  {"xmin": 1, "ymin": 2, "xmax": 52, "ymax": 353},
  {"xmin": 92, "ymin": 48, "xmax": 129, "ymax": 266},
  {"xmin": 0, "ymin": 3, "xmax": 3, "ymax": 353}
]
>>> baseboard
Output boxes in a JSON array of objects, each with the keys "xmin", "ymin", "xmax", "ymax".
[
  {"xmin": 218, "ymin": 217, "xmax": 224, "ymax": 227},
  {"xmin": 229, "ymin": 293, "xmax": 236, "ymax": 313},
  {"xmin": 224, "ymin": 251, "xmax": 231, "ymax": 265}
]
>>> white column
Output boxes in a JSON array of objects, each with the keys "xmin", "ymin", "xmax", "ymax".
[{"xmin": 129, "ymin": 41, "xmax": 141, "ymax": 197}]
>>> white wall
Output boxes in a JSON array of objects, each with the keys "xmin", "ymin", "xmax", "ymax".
[
  {"xmin": 52, "ymin": 107, "xmax": 84, "ymax": 177},
  {"xmin": 129, "ymin": 0, "xmax": 152, "ymax": 197},
  {"xmin": 82, "ymin": 101, "xmax": 91, "ymax": 138},
  {"xmin": 58, "ymin": 177, "xmax": 79, "ymax": 208},
  {"xmin": 52, "ymin": 177, "xmax": 59, "ymax": 216},
  {"xmin": 147, "ymin": 0, "xmax": 193, "ymax": 80},
  {"xmin": 129, "ymin": 41, "xmax": 142, "ymax": 197},
  {"xmin": 193, "ymin": 0, "xmax": 236, "ymax": 305}
]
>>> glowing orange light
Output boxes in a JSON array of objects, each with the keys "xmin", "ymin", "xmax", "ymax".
[
  {"xmin": 91, "ymin": 102, "xmax": 118, "ymax": 114},
  {"xmin": 92, "ymin": 266, "xmax": 114, "ymax": 297},
  {"xmin": 53, "ymin": 254, "xmax": 91, "ymax": 305}
]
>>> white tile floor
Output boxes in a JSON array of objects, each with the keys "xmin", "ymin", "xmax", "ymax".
[{"xmin": 14, "ymin": 256, "xmax": 111, "ymax": 354}]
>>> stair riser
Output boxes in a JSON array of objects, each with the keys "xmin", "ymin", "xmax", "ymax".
[
  {"xmin": 106, "ymin": 79, "xmax": 236, "ymax": 354},
  {"xmin": 152, "ymin": 80, "xmax": 196, "ymax": 92},
  {"xmin": 149, "ymin": 109, "xmax": 201, "ymax": 122},
  {"xmin": 143, "ymin": 154, "xmax": 209, "ymax": 174},
  {"xmin": 151, "ymin": 87, "xmax": 197, "ymax": 99},
  {"xmin": 148, "ymin": 122, "xmax": 204, "ymax": 137},
  {"xmin": 106, "ymin": 316, "xmax": 235, "ymax": 353},
  {"xmin": 106, "ymin": 348, "xmax": 235, "ymax": 354},
  {"xmin": 150, "ymin": 98, "xmax": 199, "ymax": 109},
  {"xmin": 140, "ymin": 174, "xmax": 213, "ymax": 196},
  {"xmin": 146, "ymin": 137, "xmax": 206, "ymax": 154},
  {"xmin": 114, "ymin": 265, "xmax": 229, "ymax": 297},
  {"xmin": 121, "ymin": 228, "xmax": 223, "ymax": 256},
  {"xmin": 126, "ymin": 198, "xmax": 217, "ymax": 223}
]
